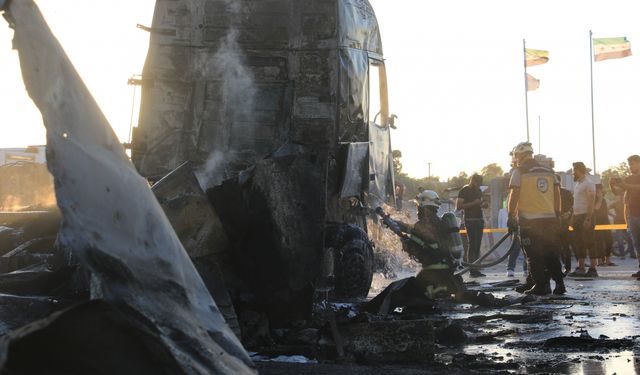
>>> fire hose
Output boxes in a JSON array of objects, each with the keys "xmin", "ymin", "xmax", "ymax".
[
  {"xmin": 374, "ymin": 207, "xmax": 519, "ymax": 277},
  {"xmin": 454, "ymin": 231, "xmax": 517, "ymax": 276}
]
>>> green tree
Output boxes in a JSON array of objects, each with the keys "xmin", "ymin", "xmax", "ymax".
[
  {"xmin": 601, "ymin": 162, "xmax": 630, "ymax": 198},
  {"xmin": 446, "ymin": 172, "xmax": 469, "ymax": 190},
  {"xmin": 480, "ymin": 163, "xmax": 504, "ymax": 184},
  {"xmin": 392, "ymin": 149, "xmax": 403, "ymax": 175}
]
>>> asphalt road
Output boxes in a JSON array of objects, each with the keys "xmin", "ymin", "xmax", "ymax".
[{"xmin": 257, "ymin": 255, "xmax": 640, "ymax": 374}]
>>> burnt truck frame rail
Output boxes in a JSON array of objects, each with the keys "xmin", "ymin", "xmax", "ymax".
[{"xmin": 131, "ymin": 0, "xmax": 396, "ymax": 323}]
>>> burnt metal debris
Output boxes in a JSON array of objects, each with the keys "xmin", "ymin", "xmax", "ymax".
[{"xmin": 1, "ymin": 1, "xmax": 254, "ymax": 373}]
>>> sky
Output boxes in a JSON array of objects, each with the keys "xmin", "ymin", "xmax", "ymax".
[
  {"xmin": 1, "ymin": 0, "xmax": 639, "ymax": 179},
  {"xmin": 0, "ymin": 1, "xmax": 154, "ymax": 149}
]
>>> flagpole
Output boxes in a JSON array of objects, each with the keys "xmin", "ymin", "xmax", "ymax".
[
  {"xmin": 589, "ymin": 30, "xmax": 597, "ymax": 174},
  {"xmin": 523, "ymin": 39, "xmax": 530, "ymax": 142},
  {"xmin": 538, "ymin": 115, "xmax": 541, "ymax": 153}
]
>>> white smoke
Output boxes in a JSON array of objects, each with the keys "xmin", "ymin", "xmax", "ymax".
[
  {"xmin": 195, "ymin": 0, "xmax": 257, "ymax": 189},
  {"xmin": 194, "ymin": 150, "xmax": 227, "ymax": 191}
]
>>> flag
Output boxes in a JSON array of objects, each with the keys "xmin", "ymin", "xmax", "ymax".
[
  {"xmin": 593, "ymin": 37, "xmax": 632, "ymax": 61},
  {"xmin": 526, "ymin": 73, "xmax": 540, "ymax": 91},
  {"xmin": 525, "ymin": 48, "xmax": 549, "ymax": 67}
]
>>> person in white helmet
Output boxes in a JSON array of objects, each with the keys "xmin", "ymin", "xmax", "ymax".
[
  {"xmin": 394, "ymin": 190, "xmax": 443, "ymax": 262},
  {"xmin": 375, "ymin": 190, "xmax": 465, "ymax": 299},
  {"xmin": 386, "ymin": 189, "xmax": 463, "ymax": 298},
  {"xmin": 507, "ymin": 142, "xmax": 565, "ymax": 296},
  {"xmin": 390, "ymin": 190, "xmax": 456, "ymax": 271}
]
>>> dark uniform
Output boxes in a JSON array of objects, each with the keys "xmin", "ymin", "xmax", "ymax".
[
  {"xmin": 594, "ymin": 194, "xmax": 613, "ymax": 261},
  {"xmin": 558, "ymin": 188, "xmax": 574, "ymax": 274},
  {"xmin": 396, "ymin": 211, "xmax": 451, "ymax": 270},
  {"xmin": 510, "ymin": 159, "xmax": 564, "ymax": 292},
  {"xmin": 396, "ymin": 210, "xmax": 462, "ymax": 298}
]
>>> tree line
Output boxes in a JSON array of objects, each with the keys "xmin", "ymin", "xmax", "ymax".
[{"xmin": 392, "ymin": 150, "xmax": 631, "ymax": 203}]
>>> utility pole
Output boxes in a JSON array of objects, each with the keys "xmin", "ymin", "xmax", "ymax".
[
  {"xmin": 589, "ymin": 30, "xmax": 597, "ymax": 174},
  {"xmin": 427, "ymin": 162, "xmax": 432, "ymax": 178},
  {"xmin": 538, "ymin": 115, "xmax": 541, "ymax": 154},
  {"xmin": 523, "ymin": 39, "xmax": 530, "ymax": 142}
]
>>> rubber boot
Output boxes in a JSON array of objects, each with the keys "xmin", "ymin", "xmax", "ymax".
[
  {"xmin": 524, "ymin": 282, "xmax": 551, "ymax": 296},
  {"xmin": 515, "ymin": 272, "xmax": 534, "ymax": 293},
  {"xmin": 553, "ymin": 279, "xmax": 566, "ymax": 295},
  {"xmin": 515, "ymin": 282, "xmax": 533, "ymax": 293}
]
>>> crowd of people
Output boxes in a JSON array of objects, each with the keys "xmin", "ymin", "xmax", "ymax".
[
  {"xmin": 470, "ymin": 142, "xmax": 640, "ymax": 296},
  {"xmin": 389, "ymin": 142, "xmax": 640, "ymax": 298}
]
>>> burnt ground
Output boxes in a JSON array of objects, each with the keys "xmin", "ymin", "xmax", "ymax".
[{"xmin": 256, "ymin": 255, "xmax": 640, "ymax": 374}]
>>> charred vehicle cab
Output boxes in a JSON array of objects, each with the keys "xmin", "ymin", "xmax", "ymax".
[{"xmin": 131, "ymin": 0, "xmax": 395, "ymax": 322}]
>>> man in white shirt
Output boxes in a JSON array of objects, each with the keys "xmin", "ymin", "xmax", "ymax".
[{"xmin": 568, "ymin": 162, "xmax": 597, "ymax": 277}]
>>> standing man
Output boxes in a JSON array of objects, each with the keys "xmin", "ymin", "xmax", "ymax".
[
  {"xmin": 506, "ymin": 156, "xmax": 526, "ymax": 278},
  {"xmin": 456, "ymin": 174, "xmax": 487, "ymax": 278},
  {"xmin": 507, "ymin": 142, "xmax": 565, "ymax": 295},
  {"xmin": 610, "ymin": 154, "xmax": 640, "ymax": 278},
  {"xmin": 557, "ymin": 183, "xmax": 574, "ymax": 275},
  {"xmin": 594, "ymin": 184, "xmax": 614, "ymax": 266},
  {"xmin": 395, "ymin": 182, "xmax": 405, "ymax": 212},
  {"xmin": 611, "ymin": 193, "xmax": 636, "ymax": 259},
  {"xmin": 568, "ymin": 162, "xmax": 597, "ymax": 277}
]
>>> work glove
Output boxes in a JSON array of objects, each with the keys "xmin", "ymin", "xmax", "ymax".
[
  {"xmin": 507, "ymin": 214, "xmax": 518, "ymax": 233},
  {"xmin": 387, "ymin": 220, "xmax": 401, "ymax": 234}
]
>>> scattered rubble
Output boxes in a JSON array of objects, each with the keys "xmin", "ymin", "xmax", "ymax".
[
  {"xmin": 1, "ymin": 1, "xmax": 254, "ymax": 373},
  {"xmin": 1, "ymin": 1, "xmax": 640, "ymax": 375}
]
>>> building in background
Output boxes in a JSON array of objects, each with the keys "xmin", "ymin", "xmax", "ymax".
[{"xmin": 0, "ymin": 146, "xmax": 46, "ymax": 166}]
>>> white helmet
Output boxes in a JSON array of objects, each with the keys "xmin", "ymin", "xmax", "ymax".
[
  {"xmin": 415, "ymin": 190, "xmax": 441, "ymax": 208},
  {"xmin": 510, "ymin": 141, "xmax": 534, "ymax": 156}
]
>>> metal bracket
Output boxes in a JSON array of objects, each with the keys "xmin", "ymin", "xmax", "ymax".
[
  {"xmin": 127, "ymin": 75, "xmax": 153, "ymax": 88},
  {"xmin": 136, "ymin": 23, "xmax": 176, "ymax": 36}
]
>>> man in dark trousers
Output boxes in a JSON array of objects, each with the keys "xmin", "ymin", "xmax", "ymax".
[
  {"xmin": 610, "ymin": 154, "xmax": 640, "ymax": 278},
  {"xmin": 611, "ymin": 194, "xmax": 635, "ymax": 259},
  {"xmin": 568, "ymin": 162, "xmax": 597, "ymax": 277},
  {"xmin": 507, "ymin": 142, "xmax": 565, "ymax": 295},
  {"xmin": 558, "ymin": 184, "xmax": 574, "ymax": 275},
  {"xmin": 456, "ymin": 174, "xmax": 487, "ymax": 277}
]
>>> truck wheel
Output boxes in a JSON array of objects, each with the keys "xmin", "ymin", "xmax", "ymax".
[{"xmin": 328, "ymin": 225, "xmax": 374, "ymax": 299}]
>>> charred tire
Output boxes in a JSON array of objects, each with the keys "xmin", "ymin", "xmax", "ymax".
[{"xmin": 327, "ymin": 224, "xmax": 374, "ymax": 299}]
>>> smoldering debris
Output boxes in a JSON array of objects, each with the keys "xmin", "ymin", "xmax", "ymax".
[
  {"xmin": 0, "ymin": 301, "xmax": 190, "ymax": 375},
  {"xmin": 0, "ymin": 294, "xmax": 73, "ymax": 337},
  {"xmin": 1, "ymin": 1, "xmax": 254, "ymax": 374},
  {"xmin": 339, "ymin": 320, "xmax": 435, "ymax": 363}
]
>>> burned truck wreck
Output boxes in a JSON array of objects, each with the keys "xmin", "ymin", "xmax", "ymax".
[{"xmin": 131, "ymin": 0, "xmax": 396, "ymax": 322}]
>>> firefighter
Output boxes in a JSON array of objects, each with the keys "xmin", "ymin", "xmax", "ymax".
[
  {"xmin": 394, "ymin": 190, "xmax": 445, "ymax": 265},
  {"xmin": 381, "ymin": 190, "xmax": 463, "ymax": 298},
  {"xmin": 507, "ymin": 142, "xmax": 566, "ymax": 295}
]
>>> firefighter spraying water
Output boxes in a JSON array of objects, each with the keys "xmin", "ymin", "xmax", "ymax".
[
  {"xmin": 375, "ymin": 189, "xmax": 519, "ymax": 303},
  {"xmin": 375, "ymin": 190, "xmax": 466, "ymax": 299}
]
